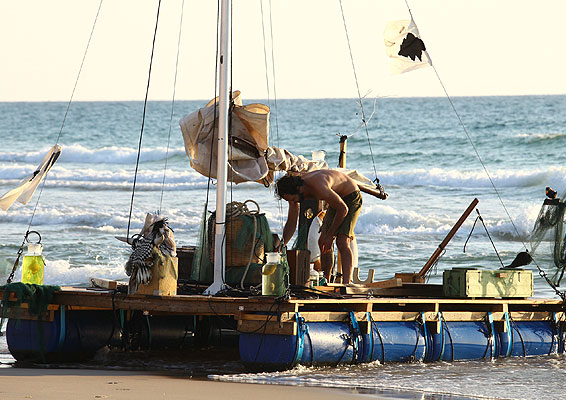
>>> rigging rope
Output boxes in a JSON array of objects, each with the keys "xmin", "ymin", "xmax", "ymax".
[
  {"xmin": 7, "ymin": 0, "xmax": 104, "ymax": 284},
  {"xmin": 338, "ymin": 0, "xmax": 379, "ymax": 182},
  {"xmin": 259, "ymin": 1, "xmax": 272, "ymax": 138},
  {"xmin": 159, "ymin": 0, "xmax": 186, "ymax": 213},
  {"xmin": 404, "ymin": 0, "xmax": 566, "ymax": 301},
  {"xmin": 126, "ymin": 0, "xmax": 162, "ymax": 240}
]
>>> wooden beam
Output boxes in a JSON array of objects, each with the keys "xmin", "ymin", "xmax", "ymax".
[{"xmin": 419, "ymin": 198, "xmax": 479, "ymax": 277}]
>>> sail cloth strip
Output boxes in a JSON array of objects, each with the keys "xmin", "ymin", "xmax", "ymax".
[{"xmin": 0, "ymin": 145, "xmax": 62, "ymax": 211}]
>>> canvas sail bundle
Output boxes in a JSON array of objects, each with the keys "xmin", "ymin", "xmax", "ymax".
[
  {"xmin": 180, "ymin": 91, "xmax": 328, "ymax": 185},
  {"xmin": 180, "ymin": 91, "xmax": 271, "ymax": 184},
  {"xmin": 0, "ymin": 145, "xmax": 62, "ymax": 211}
]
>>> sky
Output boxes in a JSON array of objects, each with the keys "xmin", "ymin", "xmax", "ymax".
[{"xmin": 1, "ymin": 0, "xmax": 566, "ymax": 101}]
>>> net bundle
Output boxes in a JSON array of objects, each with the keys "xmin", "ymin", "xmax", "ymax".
[{"xmin": 530, "ymin": 196, "xmax": 566, "ymax": 285}]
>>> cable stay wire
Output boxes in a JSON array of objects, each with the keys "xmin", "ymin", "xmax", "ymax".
[
  {"xmin": 159, "ymin": 0, "xmax": 186, "ymax": 214},
  {"xmin": 6, "ymin": 0, "xmax": 104, "ymax": 284},
  {"xmin": 126, "ymin": 0, "xmax": 162, "ymax": 240},
  {"xmin": 404, "ymin": 0, "xmax": 565, "ymax": 301},
  {"xmin": 27, "ymin": 0, "xmax": 105, "ymax": 233},
  {"xmin": 338, "ymin": 0, "xmax": 379, "ymax": 183},
  {"xmin": 259, "ymin": 0, "xmax": 273, "ymax": 141},
  {"xmin": 267, "ymin": 0, "xmax": 280, "ymax": 148}
]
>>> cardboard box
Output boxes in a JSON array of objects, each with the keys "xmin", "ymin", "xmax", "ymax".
[
  {"xmin": 443, "ymin": 267, "xmax": 533, "ymax": 298},
  {"xmin": 136, "ymin": 256, "xmax": 178, "ymax": 296}
]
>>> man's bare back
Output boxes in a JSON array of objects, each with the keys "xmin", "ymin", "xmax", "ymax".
[{"xmin": 300, "ymin": 170, "xmax": 359, "ymax": 202}]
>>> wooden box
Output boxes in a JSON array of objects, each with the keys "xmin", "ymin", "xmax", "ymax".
[
  {"xmin": 443, "ymin": 267, "xmax": 533, "ymax": 298},
  {"xmin": 287, "ymin": 249, "xmax": 310, "ymax": 286},
  {"xmin": 136, "ymin": 256, "xmax": 178, "ymax": 296},
  {"xmin": 177, "ymin": 246, "xmax": 195, "ymax": 282}
]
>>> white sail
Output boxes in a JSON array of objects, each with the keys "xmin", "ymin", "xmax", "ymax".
[{"xmin": 0, "ymin": 144, "xmax": 61, "ymax": 210}]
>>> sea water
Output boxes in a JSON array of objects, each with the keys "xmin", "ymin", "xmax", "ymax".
[{"xmin": 1, "ymin": 96, "xmax": 566, "ymax": 398}]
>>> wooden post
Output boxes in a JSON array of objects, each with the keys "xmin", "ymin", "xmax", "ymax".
[{"xmin": 338, "ymin": 135, "xmax": 347, "ymax": 169}]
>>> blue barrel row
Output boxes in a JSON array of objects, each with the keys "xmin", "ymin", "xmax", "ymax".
[
  {"xmin": 6, "ymin": 309, "xmax": 196, "ymax": 362},
  {"xmin": 239, "ymin": 311, "xmax": 566, "ymax": 370}
]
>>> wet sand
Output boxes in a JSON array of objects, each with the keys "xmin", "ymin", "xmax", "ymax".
[{"xmin": 0, "ymin": 368, "xmax": 377, "ymax": 400}]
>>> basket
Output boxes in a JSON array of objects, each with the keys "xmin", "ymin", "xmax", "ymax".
[{"xmin": 209, "ymin": 214, "xmax": 265, "ymax": 267}]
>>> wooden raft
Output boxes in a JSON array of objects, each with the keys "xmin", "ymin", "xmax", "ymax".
[{"xmin": 1, "ymin": 286, "xmax": 563, "ymax": 337}]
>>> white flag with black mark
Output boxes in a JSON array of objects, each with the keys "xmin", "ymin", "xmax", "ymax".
[{"xmin": 384, "ymin": 18, "xmax": 431, "ymax": 74}]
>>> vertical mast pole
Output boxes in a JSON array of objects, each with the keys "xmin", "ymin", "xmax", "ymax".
[{"xmin": 205, "ymin": 0, "xmax": 231, "ymax": 295}]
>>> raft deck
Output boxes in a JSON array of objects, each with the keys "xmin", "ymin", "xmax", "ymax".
[{"xmin": 2, "ymin": 286, "xmax": 564, "ymax": 335}]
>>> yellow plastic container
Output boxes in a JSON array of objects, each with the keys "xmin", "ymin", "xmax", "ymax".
[
  {"xmin": 21, "ymin": 243, "xmax": 45, "ymax": 285},
  {"xmin": 262, "ymin": 252, "xmax": 285, "ymax": 296}
]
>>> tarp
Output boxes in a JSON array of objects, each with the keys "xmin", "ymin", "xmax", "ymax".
[{"xmin": 0, "ymin": 145, "xmax": 62, "ymax": 211}]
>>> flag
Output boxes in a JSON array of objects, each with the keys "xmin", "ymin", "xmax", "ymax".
[
  {"xmin": 0, "ymin": 145, "xmax": 62, "ymax": 210},
  {"xmin": 384, "ymin": 18, "xmax": 431, "ymax": 74}
]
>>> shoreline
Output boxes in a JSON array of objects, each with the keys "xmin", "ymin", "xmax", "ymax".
[
  {"xmin": 0, "ymin": 368, "xmax": 377, "ymax": 400},
  {"xmin": 0, "ymin": 367, "xmax": 486, "ymax": 400}
]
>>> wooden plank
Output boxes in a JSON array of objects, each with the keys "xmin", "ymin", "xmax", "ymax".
[
  {"xmin": 370, "ymin": 311, "xmax": 422, "ymax": 321},
  {"xmin": 395, "ymin": 273, "xmax": 425, "ymax": 283},
  {"xmin": 89, "ymin": 277, "xmax": 126, "ymax": 290},
  {"xmin": 238, "ymin": 320, "xmax": 296, "ymax": 335},
  {"xmin": 0, "ymin": 308, "xmax": 55, "ymax": 322},
  {"xmin": 365, "ymin": 278, "xmax": 403, "ymax": 289}
]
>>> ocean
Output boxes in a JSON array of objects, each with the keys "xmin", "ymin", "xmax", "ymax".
[{"xmin": 1, "ymin": 96, "xmax": 566, "ymax": 399}]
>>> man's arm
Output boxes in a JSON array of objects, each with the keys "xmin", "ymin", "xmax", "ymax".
[{"xmin": 282, "ymin": 201, "xmax": 300, "ymax": 247}]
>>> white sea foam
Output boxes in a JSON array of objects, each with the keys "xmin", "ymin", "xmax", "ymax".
[
  {"xmin": 377, "ymin": 166, "xmax": 566, "ymax": 189},
  {"xmin": 0, "ymin": 144, "xmax": 187, "ymax": 164},
  {"xmin": 516, "ymin": 132, "xmax": 566, "ymax": 142},
  {"xmin": 43, "ymin": 258, "xmax": 126, "ymax": 286},
  {"xmin": 2, "ymin": 161, "xmax": 566, "ymax": 192}
]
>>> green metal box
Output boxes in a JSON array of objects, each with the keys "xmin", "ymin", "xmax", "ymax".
[{"xmin": 443, "ymin": 267, "xmax": 533, "ymax": 298}]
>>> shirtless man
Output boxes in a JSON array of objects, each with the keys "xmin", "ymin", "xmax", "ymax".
[{"xmin": 274, "ymin": 169, "xmax": 362, "ymax": 284}]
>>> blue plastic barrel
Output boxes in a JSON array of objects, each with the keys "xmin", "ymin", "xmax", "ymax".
[
  {"xmin": 431, "ymin": 321, "xmax": 496, "ymax": 361},
  {"xmin": 239, "ymin": 317, "xmax": 361, "ymax": 370},
  {"xmin": 499, "ymin": 320, "xmax": 557, "ymax": 357},
  {"xmin": 7, "ymin": 309, "xmax": 117, "ymax": 362},
  {"xmin": 363, "ymin": 321, "xmax": 427, "ymax": 363}
]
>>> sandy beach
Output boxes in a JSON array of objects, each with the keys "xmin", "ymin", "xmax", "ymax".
[{"xmin": 0, "ymin": 368, "xmax": 379, "ymax": 400}]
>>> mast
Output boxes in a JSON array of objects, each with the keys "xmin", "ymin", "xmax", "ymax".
[{"xmin": 205, "ymin": 0, "xmax": 231, "ymax": 295}]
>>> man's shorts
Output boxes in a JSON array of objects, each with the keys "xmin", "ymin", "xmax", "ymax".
[{"xmin": 321, "ymin": 190, "xmax": 362, "ymax": 240}]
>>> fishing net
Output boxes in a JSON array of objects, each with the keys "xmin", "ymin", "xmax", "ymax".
[
  {"xmin": 530, "ymin": 196, "xmax": 566, "ymax": 285},
  {"xmin": 1, "ymin": 282, "xmax": 61, "ymax": 319}
]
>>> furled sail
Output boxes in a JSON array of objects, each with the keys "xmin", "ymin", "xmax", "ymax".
[
  {"xmin": 180, "ymin": 91, "xmax": 270, "ymax": 184},
  {"xmin": 180, "ymin": 91, "xmax": 326, "ymax": 185},
  {"xmin": 0, "ymin": 144, "xmax": 62, "ymax": 211}
]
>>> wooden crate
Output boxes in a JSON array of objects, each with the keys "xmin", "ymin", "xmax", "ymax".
[
  {"xmin": 443, "ymin": 267, "xmax": 533, "ymax": 298},
  {"xmin": 136, "ymin": 256, "xmax": 179, "ymax": 296}
]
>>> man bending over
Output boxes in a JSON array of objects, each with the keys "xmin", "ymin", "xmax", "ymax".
[{"xmin": 274, "ymin": 170, "xmax": 362, "ymax": 284}]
